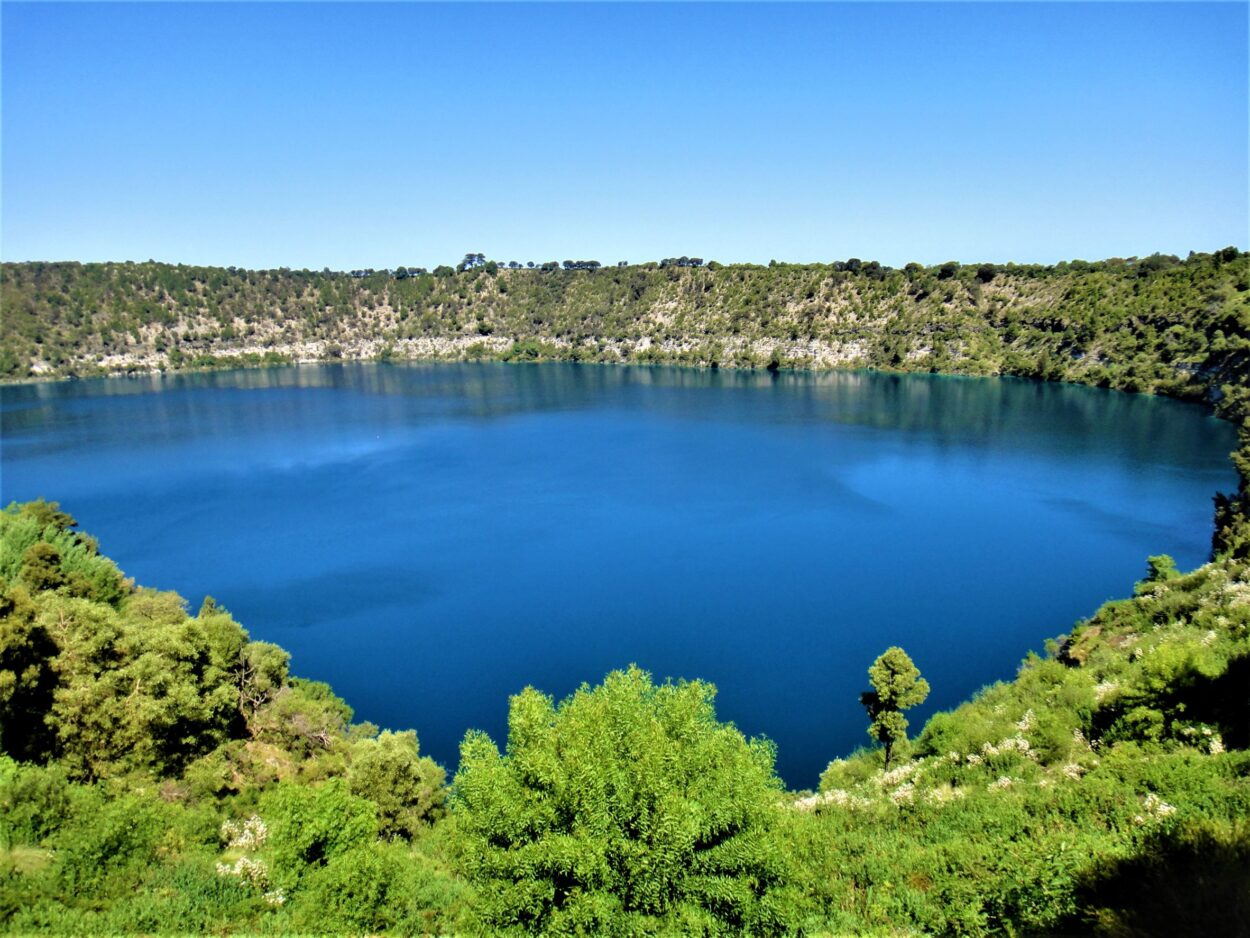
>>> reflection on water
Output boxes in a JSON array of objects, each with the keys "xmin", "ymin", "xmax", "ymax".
[
  {"xmin": 0, "ymin": 363, "xmax": 1236, "ymax": 787},
  {"xmin": 0, "ymin": 362, "xmax": 1229, "ymax": 471}
]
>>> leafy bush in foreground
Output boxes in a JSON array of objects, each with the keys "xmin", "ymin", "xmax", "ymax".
[{"xmin": 453, "ymin": 666, "xmax": 794, "ymax": 935}]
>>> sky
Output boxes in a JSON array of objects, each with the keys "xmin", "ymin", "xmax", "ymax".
[{"xmin": 2, "ymin": 2, "xmax": 1246, "ymax": 270}]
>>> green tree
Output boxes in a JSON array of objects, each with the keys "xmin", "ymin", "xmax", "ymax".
[
  {"xmin": 19, "ymin": 542, "xmax": 65, "ymax": 592},
  {"xmin": 860, "ymin": 646, "xmax": 930, "ymax": 769},
  {"xmin": 236, "ymin": 640, "xmax": 290, "ymax": 719},
  {"xmin": 347, "ymin": 730, "xmax": 446, "ymax": 839},
  {"xmin": 248, "ymin": 676, "xmax": 353, "ymax": 758},
  {"xmin": 39, "ymin": 591, "xmax": 239, "ymax": 779},
  {"xmin": 1138, "ymin": 554, "xmax": 1180, "ymax": 591},
  {"xmin": 452, "ymin": 666, "xmax": 793, "ymax": 934},
  {"xmin": 0, "ymin": 583, "xmax": 57, "ymax": 760}
]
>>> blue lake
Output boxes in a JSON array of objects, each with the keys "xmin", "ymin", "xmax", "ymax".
[{"xmin": 0, "ymin": 363, "xmax": 1237, "ymax": 786}]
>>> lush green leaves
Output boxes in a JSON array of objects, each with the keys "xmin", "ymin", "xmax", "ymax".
[
  {"xmin": 261, "ymin": 778, "xmax": 377, "ymax": 889},
  {"xmin": 453, "ymin": 666, "xmax": 794, "ymax": 934}
]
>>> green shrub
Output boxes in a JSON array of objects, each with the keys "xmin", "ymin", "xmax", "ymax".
[
  {"xmin": 347, "ymin": 730, "xmax": 446, "ymax": 839},
  {"xmin": 49, "ymin": 792, "xmax": 171, "ymax": 899},
  {"xmin": 452, "ymin": 666, "xmax": 795, "ymax": 935},
  {"xmin": 290, "ymin": 843, "xmax": 408, "ymax": 933},
  {"xmin": 0, "ymin": 758, "xmax": 72, "ymax": 847},
  {"xmin": 260, "ymin": 778, "xmax": 377, "ymax": 889}
]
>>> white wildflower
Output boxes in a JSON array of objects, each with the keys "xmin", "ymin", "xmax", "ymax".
[
  {"xmin": 1223, "ymin": 581, "xmax": 1250, "ymax": 607},
  {"xmin": 263, "ymin": 889, "xmax": 286, "ymax": 907},
  {"xmin": 1001, "ymin": 735, "xmax": 1032, "ymax": 755},
  {"xmin": 794, "ymin": 789, "xmax": 871, "ymax": 811},
  {"xmin": 1062, "ymin": 762, "xmax": 1086, "ymax": 781},
  {"xmin": 1142, "ymin": 792, "xmax": 1176, "ymax": 819},
  {"xmin": 1210, "ymin": 735, "xmax": 1226, "ymax": 755},
  {"xmin": 1094, "ymin": 680, "xmax": 1120, "ymax": 703},
  {"xmin": 879, "ymin": 761, "xmax": 921, "ymax": 787},
  {"xmin": 1200, "ymin": 630, "xmax": 1218, "ymax": 647},
  {"xmin": 890, "ymin": 784, "xmax": 915, "ymax": 805},
  {"xmin": 988, "ymin": 776, "xmax": 1014, "ymax": 791},
  {"xmin": 979, "ymin": 736, "xmax": 1034, "ymax": 761},
  {"xmin": 822, "ymin": 789, "xmax": 851, "ymax": 807},
  {"xmin": 966, "ymin": 753, "xmax": 983, "ymax": 766},
  {"xmin": 221, "ymin": 815, "xmax": 268, "ymax": 851},
  {"xmin": 1016, "ymin": 709, "xmax": 1036, "ymax": 732},
  {"xmin": 215, "ymin": 856, "xmax": 269, "ymax": 889},
  {"xmin": 925, "ymin": 785, "xmax": 966, "ymax": 805},
  {"xmin": 792, "ymin": 792, "xmax": 825, "ymax": 811}
]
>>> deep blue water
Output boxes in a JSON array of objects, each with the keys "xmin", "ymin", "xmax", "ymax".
[{"xmin": 0, "ymin": 363, "xmax": 1237, "ymax": 787}]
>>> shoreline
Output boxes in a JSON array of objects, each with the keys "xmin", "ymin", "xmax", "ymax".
[{"xmin": 2, "ymin": 345, "xmax": 1229, "ymax": 425}]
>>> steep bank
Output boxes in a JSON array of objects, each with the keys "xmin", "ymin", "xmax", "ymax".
[{"xmin": 3, "ymin": 251, "xmax": 1246, "ymax": 403}]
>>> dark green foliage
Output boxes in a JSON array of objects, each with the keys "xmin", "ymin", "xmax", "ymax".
[
  {"xmin": 49, "ymin": 792, "xmax": 175, "ymax": 899},
  {"xmin": 0, "ymin": 501, "xmax": 128, "ymax": 607},
  {"xmin": 33, "ymin": 589, "xmax": 241, "ymax": 779},
  {"xmin": 18, "ymin": 544, "xmax": 63, "ymax": 593},
  {"xmin": 0, "ymin": 583, "xmax": 57, "ymax": 760},
  {"xmin": 1067, "ymin": 818, "xmax": 1250, "ymax": 935},
  {"xmin": 291, "ymin": 844, "xmax": 409, "ymax": 932},
  {"xmin": 0, "ymin": 759, "xmax": 71, "ymax": 847}
]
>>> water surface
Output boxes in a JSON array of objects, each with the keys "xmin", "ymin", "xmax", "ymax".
[{"xmin": 0, "ymin": 363, "xmax": 1235, "ymax": 786}]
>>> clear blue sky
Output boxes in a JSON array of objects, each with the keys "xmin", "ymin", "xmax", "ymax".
[{"xmin": 2, "ymin": 2, "xmax": 1246, "ymax": 269}]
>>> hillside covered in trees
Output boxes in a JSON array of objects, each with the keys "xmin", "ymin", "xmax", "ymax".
[
  {"xmin": 2, "ymin": 246, "xmax": 1250, "ymax": 934},
  {"xmin": 2, "ymin": 249, "xmax": 1247, "ymax": 401}
]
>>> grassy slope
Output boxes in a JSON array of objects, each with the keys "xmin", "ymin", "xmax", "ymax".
[{"xmin": 789, "ymin": 557, "xmax": 1250, "ymax": 935}]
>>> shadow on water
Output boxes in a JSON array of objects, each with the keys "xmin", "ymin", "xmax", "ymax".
[{"xmin": 220, "ymin": 564, "xmax": 442, "ymax": 631}]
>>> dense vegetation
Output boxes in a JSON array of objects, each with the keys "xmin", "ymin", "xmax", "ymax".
[
  {"xmin": 2, "ymin": 245, "xmax": 1249, "ymax": 934},
  {"xmin": 2, "ymin": 249, "xmax": 1246, "ymax": 401}
]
